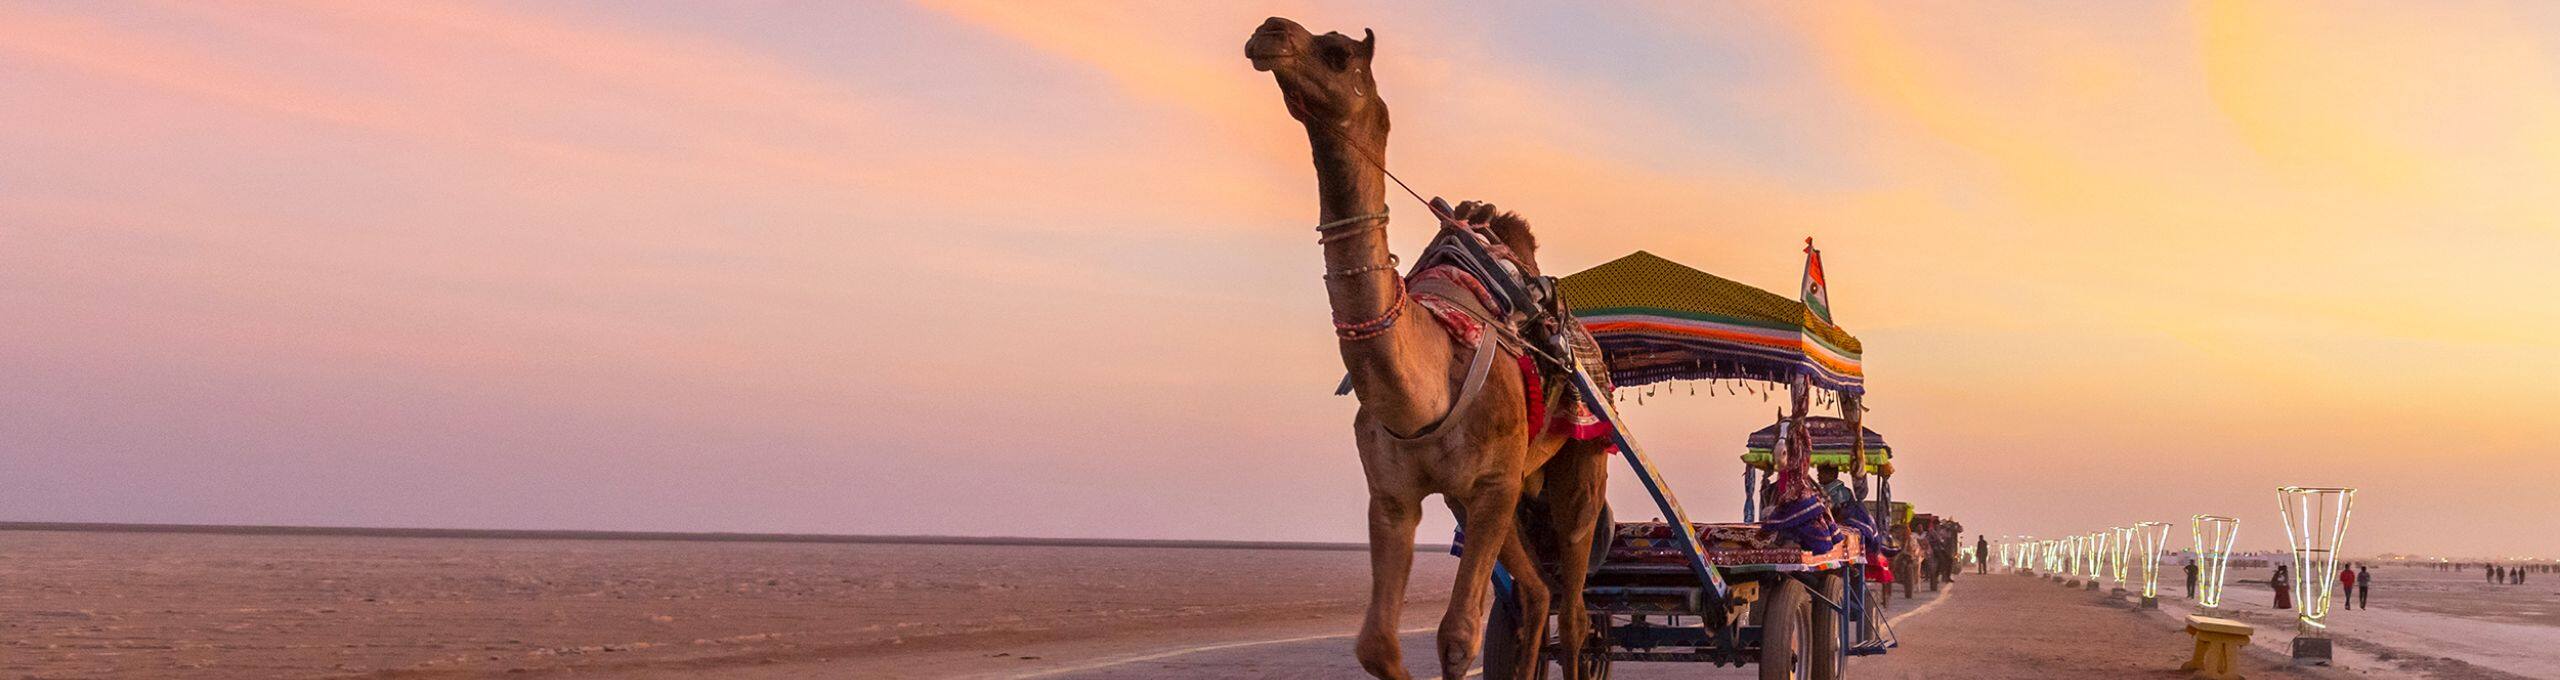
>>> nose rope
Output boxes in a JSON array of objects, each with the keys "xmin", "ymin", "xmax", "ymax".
[{"xmin": 1323, "ymin": 126, "xmax": 1449, "ymax": 223}]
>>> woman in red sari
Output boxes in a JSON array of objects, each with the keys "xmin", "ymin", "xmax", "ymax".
[{"xmin": 2271, "ymin": 564, "xmax": 2294, "ymax": 609}]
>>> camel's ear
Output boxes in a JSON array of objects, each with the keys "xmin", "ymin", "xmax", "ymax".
[{"xmin": 1358, "ymin": 29, "xmax": 1376, "ymax": 57}]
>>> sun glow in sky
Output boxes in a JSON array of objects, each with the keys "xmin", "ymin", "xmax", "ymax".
[{"xmin": 5, "ymin": 1, "xmax": 2557, "ymax": 557}]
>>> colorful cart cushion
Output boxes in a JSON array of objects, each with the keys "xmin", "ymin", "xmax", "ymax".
[{"xmin": 1608, "ymin": 521, "xmax": 1862, "ymax": 568}]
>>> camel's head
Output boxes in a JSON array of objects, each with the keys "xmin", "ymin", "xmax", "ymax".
[{"xmin": 1246, "ymin": 17, "xmax": 1384, "ymax": 131}]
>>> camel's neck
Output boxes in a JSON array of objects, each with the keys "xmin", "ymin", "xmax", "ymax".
[
  {"xmin": 1309, "ymin": 123, "xmax": 1450, "ymax": 433},
  {"xmin": 1310, "ymin": 127, "xmax": 1395, "ymax": 325}
]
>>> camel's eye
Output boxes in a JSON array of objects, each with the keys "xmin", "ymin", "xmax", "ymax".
[{"xmin": 1320, "ymin": 41, "xmax": 1355, "ymax": 71}]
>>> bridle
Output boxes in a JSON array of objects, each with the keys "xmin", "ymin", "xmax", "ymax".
[{"xmin": 1302, "ymin": 109, "xmax": 1480, "ymax": 343}]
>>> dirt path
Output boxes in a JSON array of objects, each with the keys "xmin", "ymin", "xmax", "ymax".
[
  {"xmin": 1014, "ymin": 571, "xmax": 2346, "ymax": 679},
  {"xmin": 1863, "ymin": 573, "xmax": 2347, "ymax": 680}
]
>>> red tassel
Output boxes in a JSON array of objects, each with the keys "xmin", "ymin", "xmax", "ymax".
[{"xmin": 1518, "ymin": 355, "xmax": 1546, "ymax": 433}]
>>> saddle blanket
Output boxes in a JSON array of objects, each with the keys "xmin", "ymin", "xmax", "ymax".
[{"xmin": 1409, "ymin": 260, "xmax": 1614, "ymax": 447}]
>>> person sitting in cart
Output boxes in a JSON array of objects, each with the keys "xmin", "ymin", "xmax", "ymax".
[{"xmin": 1817, "ymin": 465, "xmax": 1856, "ymax": 511}]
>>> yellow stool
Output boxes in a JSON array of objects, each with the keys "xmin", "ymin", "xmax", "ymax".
[{"xmin": 2180, "ymin": 615, "xmax": 2255, "ymax": 680}]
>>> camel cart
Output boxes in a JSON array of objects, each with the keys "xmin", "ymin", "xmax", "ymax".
[{"xmin": 1485, "ymin": 250, "xmax": 1893, "ymax": 680}]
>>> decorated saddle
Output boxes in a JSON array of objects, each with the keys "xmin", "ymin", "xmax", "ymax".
[
  {"xmin": 1407, "ymin": 205, "xmax": 1614, "ymax": 445},
  {"xmin": 1336, "ymin": 199, "xmax": 1615, "ymax": 445}
]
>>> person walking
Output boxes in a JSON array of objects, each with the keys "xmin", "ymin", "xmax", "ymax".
[
  {"xmin": 2357, "ymin": 565, "xmax": 2371, "ymax": 609},
  {"xmin": 1976, "ymin": 534, "xmax": 1989, "ymax": 575},
  {"xmin": 2272, "ymin": 564, "xmax": 2294, "ymax": 609},
  {"xmin": 1893, "ymin": 533, "xmax": 1917, "ymax": 600},
  {"xmin": 2184, "ymin": 559, "xmax": 2199, "ymax": 598},
  {"xmin": 2339, "ymin": 565, "xmax": 2357, "ymax": 610}
]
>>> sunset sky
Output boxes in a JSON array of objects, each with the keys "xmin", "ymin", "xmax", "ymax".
[{"xmin": 6, "ymin": 2, "xmax": 2557, "ymax": 558}]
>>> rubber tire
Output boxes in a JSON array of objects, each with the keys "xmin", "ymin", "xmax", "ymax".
[
  {"xmin": 1760, "ymin": 577, "xmax": 1813, "ymax": 680},
  {"xmin": 1482, "ymin": 582, "xmax": 1524, "ymax": 680},
  {"xmin": 1809, "ymin": 572, "xmax": 1847, "ymax": 680}
]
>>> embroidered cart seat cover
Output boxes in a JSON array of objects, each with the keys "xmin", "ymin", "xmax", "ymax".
[{"xmin": 1608, "ymin": 521, "xmax": 1863, "ymax": 569}]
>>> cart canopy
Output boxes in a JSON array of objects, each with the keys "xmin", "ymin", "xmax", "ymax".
[
  {"xmin": 1557, "ymin": 250, "xmax": 1863, "ymax": 394},
  {"xmin": 1739, "ymin": 416, "xmax": 1892, "ymax": 475}
]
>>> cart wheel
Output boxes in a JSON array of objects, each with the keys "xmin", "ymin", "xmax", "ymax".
[
  {"xmin": 1571, "ymin": 614, "xmax": 1610, "ymax": 680},
  {"xmin": 1760, "ymin": 577, "xmax": 1812, "ymax": 680},
  {"xmin": 1482, "ymin": 578, "xmax": 1523, "ymax": 680},
  {"xmin": 1809, "ymin": 572, "xmax": 1847, "ymax": 680}
]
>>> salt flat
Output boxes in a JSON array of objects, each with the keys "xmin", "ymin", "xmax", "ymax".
[
  {"xmin": 2201, "ymin": 565, "xmax": 2560, "ymax": 680},
  {"xmin": 0, "ymin": 529, "xmax": 1452, "ymax": 679},
  {"xmin": 5, "ymin": 530, "xmax": 2550, "ymax": 679}
]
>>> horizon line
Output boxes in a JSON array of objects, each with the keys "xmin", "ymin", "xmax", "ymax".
[{"xmin": 0, "ymin": 521, "xmax": 1455, "ymax": 553}]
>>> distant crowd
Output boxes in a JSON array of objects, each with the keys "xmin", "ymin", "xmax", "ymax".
[
  {"xmin": 2215, "ymin": 562, "xmax": 2379, "ymax": 610},
  {"xmin": 2432, "ymin": 560, "xmax": 2547, "ymax": 585},
  {"xmin": 2170, "ymin": 559, "xmax": 2555, "ymax": 612}
]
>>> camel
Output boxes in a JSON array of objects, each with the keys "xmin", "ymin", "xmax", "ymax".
[{"xmin": 1247, "ymin": 18, "xmax": 1610, "ymax": 680}]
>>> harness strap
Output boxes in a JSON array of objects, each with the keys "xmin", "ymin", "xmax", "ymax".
[{"xmin": 1383, "ymin": 334, "xmax": 1501, "ymax": 441}]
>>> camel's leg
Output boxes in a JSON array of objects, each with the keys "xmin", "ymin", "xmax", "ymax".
[
  {"xmin": 1541, "ymin": 445, "xmax": 1608, "ymax": 679},
  {"xmin": 1493, "ymin": 532, "xmax": 1549, "ymax": 679},
  {"xmin": 1439, "ymin": 483, "xmax": 1524, "ymax": 680},
  {"xmin": 1358, "ymin": 493, "xmax": 1424, "ymax": 680}
]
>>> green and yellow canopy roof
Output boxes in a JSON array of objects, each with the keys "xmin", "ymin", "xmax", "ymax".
[
  {"xmin": 1739, "ymin": 416, "xmax": 1894, "ymax": 475},
  {"xmin": 1557, "ymin": 251, "xmax": 1863, "ymax": 393}
]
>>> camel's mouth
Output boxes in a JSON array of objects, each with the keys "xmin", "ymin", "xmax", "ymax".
[
  {"xmin": 1246, "ymin": 20, "xmax": 1306, "ymax": 72},
  {"xmin": 1245, "ymin": 40, "xmax": 1300, "ymax": 71},
  {"xmin": 1248, "ymin": 50, "xmax": 1295, "ymax": 71}
]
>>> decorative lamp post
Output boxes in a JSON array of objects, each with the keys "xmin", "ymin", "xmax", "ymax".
[
  {"xmin": 2110, "ymin": 526, "xmax": 2137, "ymax": 596},
  {"xmin": 2183, "ymin": 516, "xmax": 2255, "ymax": 679},
  {"xmin": 2058, "ymin": 537, "xmax": 2075, "ymax": 585},
  {"xmin": 2084, "ymin": 530, "xmax": 2106, "ymax": 590},
  {"xmin": 2058, "ymin": 534, "xmax": 2078, "ymax": 587},
  {"xmin": 2136, "ymin": 521, "xmax": 2172, "ymax": 609},
  {"xmin": 2038, "ymin": 538, "xmax": 2053, "ymax": 577},
  {"xmin": 2278, "ymin": 486, "xmax": 2356, "ymax": 666},
  {"xmin": 2049, "ymin": 539, "xmax": 2064, "ymax": 580},
  {"xmin": 2192, "ymin": 515, "xmax": 2240, "ymax": 610},
  {"xmin": 2052, "ymin": 539, "xmax": 2067, "ymax": 582}
]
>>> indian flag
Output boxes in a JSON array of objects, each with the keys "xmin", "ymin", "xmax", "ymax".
[{"xmin": 1802, "ymin": 238, "xmax": 1833, "ymax": 323}]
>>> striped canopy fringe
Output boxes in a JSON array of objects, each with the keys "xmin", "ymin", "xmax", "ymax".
[{"xmin": 1557, "ymin": 251, "xmax": 1864, "ymax": 394}]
